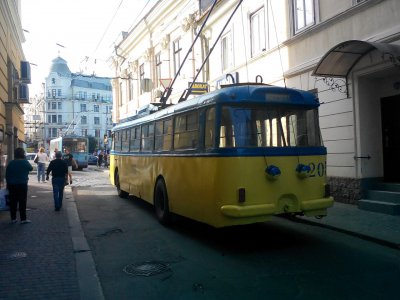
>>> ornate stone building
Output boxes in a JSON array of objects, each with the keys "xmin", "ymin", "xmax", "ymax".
[
  {"xmin": 42, "ymin": 56, "xmax": 113, "ymax": 149},
  {"xmin": 111, "ymin": 0, "xmax": 400, "ymax": 212}
]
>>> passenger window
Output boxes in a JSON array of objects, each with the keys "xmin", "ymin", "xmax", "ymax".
[
  {"xmin": 130, "ymin": 127, "xmax": 140, "ymax": 151},
  {"xmin": 155, "ymin": 119, "xmax": 172, "ymax": 151},
  {"xmin": 121, "ymin": 130, "xmax": 130, "ymax": 152},
  {"xmin": 141, "ymin": 123, "xmax": 154, "ymax": 152},
  {"xmin": 174, "ymin": 112, "xmax": 199, "ymax": 150}
]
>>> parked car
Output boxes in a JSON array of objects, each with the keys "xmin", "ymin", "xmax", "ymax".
[
  {"xmin": 26, "ymin": 153, "xmax": 38, "ymax": 173},
  {"xmin": 26, "ymin": 153, "xmax": 50, "ymax": 173},
  {"xmin": 88, "ymin": 155, "xmax": 98, "ymax": 165}
]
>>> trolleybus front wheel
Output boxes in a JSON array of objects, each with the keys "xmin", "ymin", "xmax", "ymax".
[
  {"xmin": 115, "ymin": 171, "xmax": 129, "ymax": 198},
  {"xmin": 154, "ymin": 179, "xmax": 171, "ymax": 225}
]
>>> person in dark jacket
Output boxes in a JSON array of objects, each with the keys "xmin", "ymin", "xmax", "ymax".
[
  {"xmin": 6, "ymin": 147, "xmax": 33, "ymax": 224},
  {"xmin": 46, "ymin": 151, "xmax": 68, "ymax": 211}
]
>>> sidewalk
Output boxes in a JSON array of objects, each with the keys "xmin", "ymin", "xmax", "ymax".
[
  {"xmin": 296, "ymin": 202, "xmax": 400, "ymax": 249},
  {"xmin": 0, "ymin": 175, "xmax": 103, "ymax": 300}
]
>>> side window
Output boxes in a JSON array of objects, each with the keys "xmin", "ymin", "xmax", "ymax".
[
  {"xmin": 121, "ymin": 130, "xmax": 130, "ymax": 152},
  {"xmin": 155, "ymin": 119, "xmax": 173, "ymax": 151},
  {"xmin": 174, "ymin": 112, "xmax": 199, "ymax": 150},
  {"xmin": 205, "ymin": 107, "xmax": 215, "ymax": 149},
  {"xmin": 114, "ymin": 131, "xmax": 122, "ymax": 151},
  {"xmin": 130, "ymin": 127, "xmax": 141, "ymax": 152},
  {"xmin": 141, "ymin": 123, "xmax": 154, "ymax": 152}
]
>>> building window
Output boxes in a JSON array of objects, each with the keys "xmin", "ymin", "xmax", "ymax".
[
  {"xmin": 94, "ymin": 105, "xmax": 99, "ymax": 112},
  {"xmin": 52, "ymin": 78, "xmax": 55, "ymax": 84},
  {"xmin": 156, "ymin": 52, "xmax": 162, "ymax": 87},
  {"xmin": 250, "ymin": 7, "xmax": 266, "ymax": 57},
  {"xmin": 94, "ymin": 117, "xmax": 100, "ymax": 125},
  {"xmin": 51, "ymin": 102, "xmax": 57, "ymax": 109},
  {"xmin": 83, "ymin": 92, "xmax": 87, "ymax": 99},
  {"xmin": 52, "ymin": 89, "xmax": 56, "ymax": 98},
  {"xmin": 80, "ymin": 104, "xmax": 87, "ymax": 112},
  {"xmin": 119, "ymin": 82, "xmax": 123, "ymax": 106},
  {"xmin": 173, "ymin": 38, "xmax": 182, "ymax": 76},
  {"xmin": 95, "ymin": 129, "xmax": 100, "ymax": 138},
  {"xmin": 81, "ymin": 116, "xmax": 87, "ymax": 125},
  {"xmin": 57, "ymin": 89, "xmax": 62, "ymax": 97},
  {"xmin": 52, "ymin": 128, "xmax": 57, "ymax": 138},
  {"xmin": 58, "ymin": 102, "xmax": 62, "ymax": 109},
  {"xmin": 139, "ymin": 63, "xmax": 145, "ymax": 95},
  {"xmin": 221, "ymin": 31, "xmax": 233, "ymax": 71},
  {"xmin": 57, "ymin": 115, "xmax": 62, "ymax": 124},
  {"xmin": 129, "ymin": 77, "xmax": 135, "ymax": 100},
  {"xmin": 51, "ymin": 115, "xmax": 57, "ymax": 123},
  {"xmin": 293, "ymin": 0, "xmax": 315, "ymax": 33},
  {"xmin": 82, "ymin": 129, "xmax": 87, "ymax": 136}
]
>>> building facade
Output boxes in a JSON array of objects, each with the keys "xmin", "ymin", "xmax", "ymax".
[
  {"xmin": 43, "ymin": 57, "xmax": 113, "ymax": 149},
  {"xmin": 0, "ymin": 0, "xmax": 30, "ymax": 187},
  {"xmin": 111, "ymin": 0, "xmax": 400, "ymax": 205}
]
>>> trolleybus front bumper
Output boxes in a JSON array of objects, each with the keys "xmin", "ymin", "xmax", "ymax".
[{"xmin": 220, "ymin": 196, "xmax": 334, "ymax": 218}]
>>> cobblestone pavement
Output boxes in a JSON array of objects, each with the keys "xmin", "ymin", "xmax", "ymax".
[{"xmin": 0, "ymin": 177, "xmax": 79, "ymax": 300}]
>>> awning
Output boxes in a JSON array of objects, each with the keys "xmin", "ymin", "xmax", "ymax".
[{"xmin": 312, "ymin": 40, "xmax": 400, "ymax": 78}]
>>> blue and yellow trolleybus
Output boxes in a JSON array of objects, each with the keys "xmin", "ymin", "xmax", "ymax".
[
  {"xmin": 110, "ymin": 83, "xmax": 334, "ymax": 228},
  {"xmin": 49, "ymin": 135, "xmax": 89, "ymax": 170}
]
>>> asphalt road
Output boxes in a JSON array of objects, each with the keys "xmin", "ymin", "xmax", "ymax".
[{"xmin": 73, "ymin": 168, "xmax": 400, "ymax": 300}]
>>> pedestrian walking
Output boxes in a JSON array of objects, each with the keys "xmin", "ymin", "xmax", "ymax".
[
  {"xmin": 97, "ymin": 150, "xmax": 103, "ymax": 167},
  {"xmin": 46, "ymin": 151, "xmax": 68, "ymax": 211},
  {"xmin": 34, "ymin": 147, "xmax": 49, "ymax": 183},
  {"xmin": 62, "ymin": 148, "xmax": 74, "ymax": 184},
  {"xmin": 6, "ymin": 147, "xmax": 33, "ymax": 224},
  {"xmin": 52, "ymin": 148, "xmax": 58, "ymax": 160}
]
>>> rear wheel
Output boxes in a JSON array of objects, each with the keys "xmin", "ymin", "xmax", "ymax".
[
  {"xmin": 154, "ymin": 179, "xmax": 171, "ymax": 225},
  {"xmin": 115, "ymin": 171, "xmax": 128, "ymax": 198}
]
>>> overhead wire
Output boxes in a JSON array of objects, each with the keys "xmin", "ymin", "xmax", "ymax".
[{"xmin": 89, "ymin": 0, "xmax": 124, "ymax": 62}]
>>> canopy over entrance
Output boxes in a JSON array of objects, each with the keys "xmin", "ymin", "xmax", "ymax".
[{"xmin": 312, "ymin": 40, "xmax": 400, "ymax": 78}]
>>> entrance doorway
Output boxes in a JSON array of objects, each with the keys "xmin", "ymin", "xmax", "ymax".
[{"xmin": 381, "ymin": 95, "xmax": 400, "ymax": 182}]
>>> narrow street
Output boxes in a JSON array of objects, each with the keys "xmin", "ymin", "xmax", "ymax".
[{"xmin": 72, "ymin": 168, "xmax": 400, "ymax": 300}]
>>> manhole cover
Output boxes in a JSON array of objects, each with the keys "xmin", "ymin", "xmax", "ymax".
[{"xmin": 123, "ymin": 261, "xmax": 170, "ymax": 277}]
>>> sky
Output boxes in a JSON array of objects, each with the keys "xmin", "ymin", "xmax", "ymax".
[{"xmin": 21, "ymin": 0, "xmax": 155, "ymax": 97}]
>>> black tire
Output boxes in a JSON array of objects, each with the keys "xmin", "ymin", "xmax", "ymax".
[
  {"xmin": 154, "ymin": 179, "xmax": 171, "ymax": 225},
  {"xmin": 115, "ymin": 171, "xmax": 129, "ymax": 198}
]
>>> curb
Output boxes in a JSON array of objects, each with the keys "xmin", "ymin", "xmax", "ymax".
[{"xmin": 66, "ymin": 186, "xmax": 105, "ymax": 300}]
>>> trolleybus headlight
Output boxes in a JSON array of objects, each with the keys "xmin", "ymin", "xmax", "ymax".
[
  {"xmin": 265, "ymin": 165, "xmax": 281, "ymax": 180},
  {"xmin": 296, "ymin": 164, "xmax": 311, "ymax": 179}
]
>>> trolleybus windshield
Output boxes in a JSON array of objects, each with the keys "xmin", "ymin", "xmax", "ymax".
[{"xmin": 219, "ymin": 105, "xmax": 322, "ymax": 148}]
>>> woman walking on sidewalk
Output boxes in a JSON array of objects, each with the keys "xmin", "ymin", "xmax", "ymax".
[
  {"xmin": 6, "ymin": 148, "xmax": 33, "ymax": 224},
  {"xmin": 35, "ymin": 147, "xmax": 49, "ymax": 183},
  {"xmin": 46, "ymin": 151, "xmax": 68, "ymax": 211}
]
